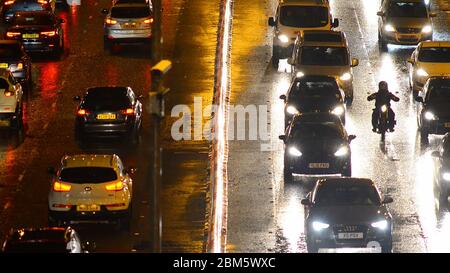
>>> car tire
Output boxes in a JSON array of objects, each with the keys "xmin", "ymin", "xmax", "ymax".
[
  {"xmin": 118, "ymin": 208, "xmax": 132, "ymax": 232},
  {"xmin": 306, "ymin": 239, "xmax": 318, "ymax": 253},
  {"xmin": 381, "ymin": 240, "xmax": 393, "ymax": 253},
  {"xmin": 342, "ymin": 164, "xmax": 351, "ymax": 177},
  {"xmin": 272, "ymin": 48, "xmax": 280, "ymax": 70},
  {"xmin": 283, "ymin": 157, "xmax": 293, "ymax": 183},
  {"xmin": 420, "ymin": 128, "xmax": 429, "ymax": 143},
  {"xmin": 378, "ymin": 33, "xmax": 388, "ymax": 52},
  {"xmin": 104, "ymin": 36, "xmax": 112, "ymax": 52}
]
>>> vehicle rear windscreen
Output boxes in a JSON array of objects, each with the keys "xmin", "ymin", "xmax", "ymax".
[
  {"xmin": 59, "ymin": 167, "xmax": 118, "ymax": 183},
  {"xmin": 289, "ymin": 79, "xmax": 340, "ymax": 100},
  {"xmin": 0, "ymin": 44, "xmax": 22, "ymax": 59},
  {"xmin": 387, "ymin": 1, "xmax": 428, "ymax": 18},
  {"xmin": 84, "ymin": 89, "xmax": 131, "ymax": 111},
  {"xmin": 280, "ymin": 6, "xmax": 328, "ymax": 28},
  {"xmin": 299, "ymin": 46, "xmax": 349, "ymax": 66},
  {"xmin": 418, "ymin": 47, "xmax": 450, "ymax": 62},
  {"xmin": 315, "ymin": 183, "xmax": 381, "ymax": 206},
  {"xmin": 12, "ymin": 13, "xmax": 55, "ymax": 25},
  {"xmin": 111, "ymin": 6, "xmax": 151, "ymax": 18}
]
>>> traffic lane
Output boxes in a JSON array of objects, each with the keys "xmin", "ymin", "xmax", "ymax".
[{"xmin": 227, "ymin": 0, "xmax": 450, "ymax": 252}]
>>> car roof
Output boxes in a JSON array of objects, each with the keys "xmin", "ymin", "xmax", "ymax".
[
  {"xmin": 61, "ymin": 154, "xmax": 117, "ymax": 168},
  {"xmin": 7, "ymin": 227, "xmax": 70, "ymax": 242},
  {"xmin": 420, "ymin": 41, "xmax": 450, "ymax": 48},
  {"xmin": 279, "ymin": 0, "xmax": 329, "ymax": 6},
  {"xmin": 317, "ymin": 177, "xmax": 376, "ymax": 187}
]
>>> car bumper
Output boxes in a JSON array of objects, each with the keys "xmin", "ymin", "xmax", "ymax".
[
  {"xmin": 105, "ymin": 28, "xmax": 152, "ymax": 41},
  {"xmin": 21, "ymin": 39, "xmax": 60, "ymax": 53},
  {"xmin": 383, "ymin": 32, "xmax": 432, "ymax": 45},
  {"xmin": 48, "ymin": 206, "xmax": 129, "ymax": 224},
  {"xmin": 77, "ymin": 121, "xmax": 134, "ymax": 135},
  {"xmin": 285, "ymin": 155, "xmax": 350, "ymax": 175}
]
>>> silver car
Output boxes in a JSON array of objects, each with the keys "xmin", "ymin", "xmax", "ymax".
[{"xmin": 102, "ymin": 3, "xmax": 153, "ymax": 50}]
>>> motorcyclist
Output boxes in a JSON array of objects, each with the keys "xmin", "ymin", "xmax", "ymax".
[{"xmin": 367, "ymin": 81, "xmax": 400, "ymax": 132}]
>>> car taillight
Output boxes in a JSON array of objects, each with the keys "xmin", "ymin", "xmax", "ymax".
[
  {"xmin": 4, "ymin": 0, "xmax": 14, "ymax": 5},
  {"xmin": 6, "ymin": 32, "xmax": 20, "ymax": 38},
  {"xmin": 105, "ymin": 18, "xmax": 117, "ymax": 25},
  {"xmin": 105, "ymin": 181, "xmax": 124, "ymax": 191},
  {"xmin": 41, "ymin": 31, "xmax": 56, "ymax": 37},
  {"xmin": 53, "ymin": 181, "xmax": 72, "ymax": 192},
  {"xmin": 121, "ymin": 108, "xmax": 134, "ymax": 116},
  {"xmin": 52, "ymin": 204, "xmax": 72, "ymax": 209},
  {"xmin": 37, "ymin": 0, "xmax": 48, "ymax": 4},
  {"xmin": 77, "ymin": 109, "xmax": 88, "ymax": 116},
  {"xmin": 143, "ymin": 18, "xmax": 153, "ymax": 24},
  {"xmin": 4, "ymin": 91, "xmax": 13, "ymax": 97}
]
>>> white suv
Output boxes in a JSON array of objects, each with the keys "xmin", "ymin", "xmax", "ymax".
[
  {"xmin": 0, "ymin": 68, "xmax": 23, "ymax": 130},
  {"xmin": 48, "ymin": 154, "xmax": 133, "ymax": 231}
]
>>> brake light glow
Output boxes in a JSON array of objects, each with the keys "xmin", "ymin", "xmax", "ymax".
[
  {"xmin": 6, "ymin": 32, "xmax": 20, "ymax": 38},
  {"xmin": 53, "ymin": 181, "xmax": 72, "ymax": 192},
  {"xmin": 77, "ymin": 109, "xmax": 87, "ymax": 116},
  {"xmin": 143, "ymin": 18, "xmax": 154, "ymax": 24},
  {"xmin": 105, "ymin": 181, "xmax": 124, "ymax": 191},
  {"xmin": 121, "ymin": 108, "xmax": 134, "ymax": 115},
  {"xmin": 4, "ymin": 0, "xmax": 14, "ymax": 5},
  {"xmin": 41, "ymin": 31, "xmax": 56, "ymax": 37},
  {"xmin": 4, "ymin": 91, "xmax": 13, "ymax": 97},
  {"xmin": 105, "ymin": 18, "xmax": 117, "ymax": 25},
  {"xmin": 16, "ymin": 63, "xmax": 23, "ymax": 70},
  {"xmin": 37, "ymin": 0, "xmax": 48, "ymax": 4}
]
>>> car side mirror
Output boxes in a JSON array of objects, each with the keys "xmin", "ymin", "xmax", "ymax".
[
  {"xmin": 279, "ymin": 135, "xmax": 286, "ymax": 141},
  {"xmin": 429, "ymin": 12, "xmax": 437, "ymax": 18},
  {"xmin": 332, "ymin": 18, "xmax": 339, "ymax": 28},
  {"xmin": 126, "ymin": 167, "xmax": 137, "ymax": 175},
  {"xmin": 377, "ymin": 11, "xmax": 384, "ymax": 16},
  {"xmin": 101, "ymin": 8, "xmax": 109, "ymax": 15},
  {"xmin": 431, "ymin": 151, "xmax": 441, "ymax": 158},
  {"xmin": 301, "ymin": 198, "xmax": 312, "ymax": 206},
  {"xmin": 348, "ymin": 135, "xmax": 356, "ymax": 142},
  {"xmin": 407, "ymin": 58, "xmax": 415, "ymax": 64},
  {"xmin": 279, "ymin": 94, "xmax": 287, "ymax": 101},
  {"xmin": 73, "ymin": 96, "xmax": 81, "ymax": 101},
  {"xmin": 382, "ymin": 196, "xmax": 393, "ymax": 204},
  {"xmin": 82, "ymin": 241, "xmax": 96, "ymax": 253},
  {"xmin": 47, "ymin": 167, "xmax": 56, "ymax": 175},
  {"xmin": 351, "ymin": 58, "xmax": 359, "ymax": 67},
  {"xmin": 415, "ymin": 96, "xmax": 424, "ymax": 103},
  {"xmin": 268, "ymin": 17, "xmax": 276, "ymax": 27}
]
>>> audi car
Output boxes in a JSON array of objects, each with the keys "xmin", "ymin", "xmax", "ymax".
[
  {"xmin": 48, "ymin": 154, "xmax": 133, "ymax": 231},
  {"xmin": 279, "ymin": 113, "xmax": 355, "ymax": 182},
  {"xmin": 415, "ymin": 77, "xmax": 450, "ymax": 142},
  {"xmin": 280, "ymin": 75, "xmax": 346, "ymax": 128},
  {"xmin": 377, "ymin": 0, "xmax": 435, "ymax": 51},
  {"xmin": 74, "ymin": 86, "xmax": 143, "ymax": 143},
  {"xmin": 5, "ymin": 11, "xmax": 65, "ymax": 57},
  {"xmin": 0, "ymin": 40, "xmax": 31, "ymax": 91},
  {"xmin": 302, "ymin": 177, "xmax": 394, "ymax": 253},
  {"xmin": 2, "ymin": 227, "xmax": 91, "ymax": 253},
  {"xmin": 2, "ymin": 0, "xmax": 55, "ymax": 23}
]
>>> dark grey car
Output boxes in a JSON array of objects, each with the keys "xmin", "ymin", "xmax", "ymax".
[
  {"xmin": 302, "ymin": 178, "xmax": 394, "ymax": 253},
  {"xmin": 2, "ymin": 0, "xmax": 55, "ymax": 23}
]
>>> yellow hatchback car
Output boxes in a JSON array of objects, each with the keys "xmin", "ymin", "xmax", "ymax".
[{"xmin": 407, "ymin": 41, "xmax": 450, "ymax": 97}]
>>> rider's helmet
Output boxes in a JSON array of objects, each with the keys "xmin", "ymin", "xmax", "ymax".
[{"xmin": 379, "ymin": 81, "xmax": 388, "ymax": 91}]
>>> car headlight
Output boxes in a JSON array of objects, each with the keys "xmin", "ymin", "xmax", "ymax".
[
  {"xmin": 334, "ymin": 146, "xmax": 349, "ymax": 157},
  {"xmin": 443, "ymin": 172, "xmax": 450, "ymax": 181},
  {"xmin": 384, "ymin": 24, "xmax": 395, "ymax": 32},
  {"xmin": 340, "ymin": 72, "xmax": 351, "ymax": 81},
  {"xmin": 424, "ymin": 111, "xmax": 436, "ymax": 120},
  {"xmin": 421, "ymin": 25, "xmax": 432, "ymax": 34},
  {"xmin": 381, "ymin": 105, "xmax": 388, "ymax": 113},
  {"xmin": 278, "ymin": 34, "xmax": 289, "ymax": 43},
  {"xmin": 371, "ymin": 220, "xmax": 388, "ymax": 230},
  {"xmin": 416, "ymin": 68, "xmax": 429, "ymax": 77},
  {"xmin": 312, "ymin": 221, "xmax": 329, "ymax": 231},
  {"xmin": 296, "ymin": 71, "xmax": 304, "ymax": 78},
  {"xmin": 288, "ymin": 146, "xmax": 302, "ymax": 157},
  {"xmin": 286, "ymin": 105, "xmax": 299, "ymax": 115},
  {"xmin": 331, "ymin": 106, "xmax": 344, "ymax": 116}
]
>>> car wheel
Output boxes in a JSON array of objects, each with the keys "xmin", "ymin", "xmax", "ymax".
[
  {"xmin": 420, "ymin": 128, "xmax": 429, "ymax": 143},
  {"xmin": 272, "ymin": 48, "xmax": 280, "ymax": 70},
  {"xmin": 378, "ymin": 33, "xmax": 388, "ymax": 52},
  {"xmin": 118, "ymin": 208, "xmax": 132, "ymax": 232},
  {"xmin": 306, "ymin": 238, "xmax": 318, "ymax": 253},
  {"xmin": 104, "ymin": 36, "xmax": 112, "ymax": 51},
  {"xmin": 342, "ymin": 164, "xmax": 351, "ymax": 177},
  {"xmin": 11, "ymin": 104, "xmax": 23, "ymax": 130},
  {"xmin": 283, "ymin": 156, "xmax": 293, "ymax": 183},
  {"xmin": 129, "ymin": 127, "xmax": 140, "ymax": 145}
]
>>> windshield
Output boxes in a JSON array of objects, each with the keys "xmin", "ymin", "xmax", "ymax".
[
  {"xmin": 111, "ymin": 7, "xmax": 151, "ymax": 18},
  {"xmin": 315, "ymin": 183, "xmax": 381, "ymax": 206},
  {"xmin": 387, "ymin": 1, "xmax": 428, "ymax": 18},
  {"xmin": 12, "ymin": 13, "xmax": 55, "ymax": 25},
  {"xmin": 289, "ymin": 79, "xmax": 340, "ymax": 100},
  {"xmin": 84, "ymin": 89, "xmax": 131, "ymax": 111},
  {"xmin": 299, "ymin": 46, "xmax": 349, "ymax": 66},
  {"xmin": 418, "ymin": 47, "xmax": 450, "ymax": 62},
  {"xmin": 279, "ymin": 6, "xmax": 328, "ymax": 28},
  {"xmin": 59, "ymin": 167, "xmax": 118, "ymax": 183},
  {"xmin": 426, "ymin": 81, "xmax": 450, "ymax": 103},
  {"xmin": 292, "ymin": 123, "xmax": 342, "ymax": 139}
]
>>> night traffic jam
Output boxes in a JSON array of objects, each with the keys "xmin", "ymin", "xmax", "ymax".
[{"xmin": 0, "ymin": 0, "xmax": 448, "ymax": 256}]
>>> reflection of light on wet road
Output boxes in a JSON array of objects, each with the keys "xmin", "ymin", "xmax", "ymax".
[
  {"xmin": 280, "ymin": 191, "xmax": 304, "ymax": 253},
  {"xmin": 378, "ymin": 54, "xmax": 400, "ymax": 92},
  {"xmin": 361, "ymin": 0, "xmax": 379, "ymax": 27}
]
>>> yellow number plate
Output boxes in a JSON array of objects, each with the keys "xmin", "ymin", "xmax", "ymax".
[
  {"xmin": 22, "ymin": 33, "xmax": 39, "ymax": 39},
  {"xmin": 0, "ymin": 120, "xmax": 10, "ymax": 127},
  {"xmin": 0, "ymin": 63, "xmax": 8, "ymax": 69},
  {"xmin": 97, "ymin": 113, "xmax": 116, "ymax": 120},
  {"xmin": 122, "ymin": 23, "xmax": 136, "ymax": 29},
  {"xmin": 77, "ymin": 204, "xmax": 100, "ymax": 212}
]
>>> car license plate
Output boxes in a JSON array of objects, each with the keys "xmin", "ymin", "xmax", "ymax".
[
  {"xmin": 338, "ymin": 232, "xmax": 363, "ymax": 239},
  {"xmin": 22, "ymin": 33, "xmax": 39, "ymax": 39},
  {"xmin": 445, "ymin": 123, "xmax": 450, "ymax": 128},
  {"xmin": 122, "ymin": 24, "xmax": 136, "ymax": 29},
  {"xmin": 77, "ymin": 204, "xmax": 100, "ymax": 212},
  {"xmin": 97, "ymin": 113, "xmax": 116, "ymax": 120},
  {"xmin": 0, "ymin": 120, "xmax": 10, "ymax": 127},
  {"xmin": 309, "ymin": 163, "xmax": 329, "ymax": 169},
  {"xmin": 0, "ymin": 63, "xmax": 8, "ymax": 69}
]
